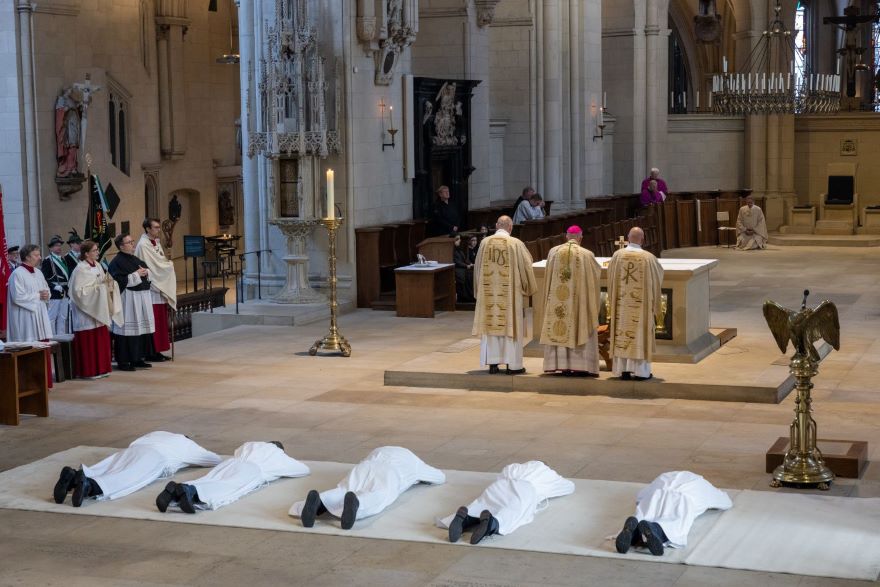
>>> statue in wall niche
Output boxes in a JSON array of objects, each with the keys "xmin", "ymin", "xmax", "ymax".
[
  {"xmin": 387, "ymin": 0, "xmax": 402, "ymax": 33},
  {"xmin": 219, "ymin": 189, "xmax": 235, "ymax": 227},
  {"xmin": 168, "ymin": 194, "xmax": 182, "ymax": 221},
  {"xmin": 694, "ymin": 0, "xmax": 722, "ymax": 43},
  {"xmin": 55, "ymin": 87, "xmax": 84, "ymax": 178},
  {"xmin": 433, "ymin": 82, "xmax": 462, "ymax": 147}
]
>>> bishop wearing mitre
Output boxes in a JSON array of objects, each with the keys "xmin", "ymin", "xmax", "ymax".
[
  {"xmin": 608, "ymin": 227, "xmax": 664, "ymax": 381},
  {"xmin": 135, "ymin": 218, "xmax": 176, "ymax": 362},
  {"xmin": 472, "ymin": 215, "xmax": 537, "ymax": 375},
  {"xmin": 541, "ymin": 226, "xmax": 602, "ymax": 376}
]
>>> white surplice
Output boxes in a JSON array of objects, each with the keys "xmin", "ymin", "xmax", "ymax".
[
  {"xmin": 438, "ymin": 461, "xmax": 574, "ymax": 536},
  {"xmin": 111, "ymin": 273, "xmax": 155, "ymax": 336},
  {"xmin": 186, "ymin": 442, "xmax": 310, "ymax": 511},
  {"xmin": 634, "ymin": 470, "xmax": 732, "ymax": 548},
  {"xmin": 543, "ymin": 330, "xmax": 600, "ymax": 374},
  {"xmin": 81, "ymin": 431, "xmax": 221, "ymax": 501},
  {"xmin": 6, "ymin": 266, "xmax": 53, "ymax": 342},
  {"xmin": 289, "ymin": 446, "xmax": 446, "ymax": 521}
]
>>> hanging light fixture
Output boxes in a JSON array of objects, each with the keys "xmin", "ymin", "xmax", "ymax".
[
  {"xmin": 216, "ymin": 0, "xmax": 240, "ymax": 64},
  {"xmin": 711, "ymin": 0, "xmax": 840, "ymax": 115}
]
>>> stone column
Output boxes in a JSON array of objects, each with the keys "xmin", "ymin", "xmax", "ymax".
[
  {"xmin": 645, "ymin": 0, "xmax": 668, "ymax": 180},
  {"xmin": 16, "ymin": 0, "xmax": 41, "ymax": 244},
  {"xmin": 568, "ymin": 0, "xmax": 581, "ymax": 207},
  {"xmin": 236, "ymin": 0, "xmax": 260, "ymax": 283},
  {"xmin": 155, "ymin": 3, "xmax": 189, "ymax": 159},
  {"xmin": 542, "ymin": 0, "xmax": 562, "ymax": 201}
]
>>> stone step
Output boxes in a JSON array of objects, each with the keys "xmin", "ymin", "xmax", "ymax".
[{"xmin": 814, "ymin": 220, "xmax": 854, "ymax": 235}]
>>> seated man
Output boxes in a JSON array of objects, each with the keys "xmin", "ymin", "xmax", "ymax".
[
  {"xmin": 291, "ymin": 446, "xmax": 445, "ymax": 530},
  {"xmin": 615, "ymin": 470, "xmax": 732, "ymax": 556},
  {"xmin": 513, "ymin": 193, "xmax": 545, "ymax": 224},
  {"xmin": 735, "ymin": 196, "xmax": 768, "ymax": 250},
  {"xmin": 156, "ymin": 441, "xmax": 309, "ymax": 513},
  {"xmin": 53, "ymin": 431, "xmax": 221, "ymax": 507},
  {"xmin": 439, "ymin": 461, "xmax": 574, "ymax": 545},
  {"xmin": 640, "ymin": 168, "xmax": 668, "ymax": 206}
]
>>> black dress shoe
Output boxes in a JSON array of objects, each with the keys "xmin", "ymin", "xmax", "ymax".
[
  {"xmin": 270, "ymin": 441, "xmax": 284, "ymax": 450},
  {"xmin": 156, "ymin": 481, "xmax": 179, "ymax": 513},
  {"xmin": 145, "ymin": 354, "xmax": 169, "ymax": 363},
  {"xmin": 488, "ymin": 364, "xmax": 499, "ymax": 375},
  {"xmin": 505, "ymin": 368, "xmax": 526, "ymax": 375},
  {"xmin": 633, "ymin": 374, "xmax": 653, "ymax": 381},
  {"xmin": 300, "ymin": 489, "xmax": 327, "ymax": 528},
  {"xmin": 620, "ymin": 371, "xmax": 632, "ymax": 381},
  {"xmin": 615, "ymin": 516, "xmax": 639, "ymax": 554},
  {"xmin": 71, "ymin": 470, "xmax": 93, "ymax": 507},
  {"xmin": 341, "ymin": 491, "xmax": 360, "ymax": 530},
  {"xmin": 470, "ymin": 510, "xmax": 500, "ymax": 544},
  {"xmin": 638, "ymin": 520, "xmax": 665, "ymax": 556},
  {"xmin": 176, "ymin": 483, "xmax": 201, "ymax": 514},
  {"xmin": 118, "ymin": 363, "xmax": 136, "ymax": 372},
  {"xmin": 53, "ymin": 466, "xmax": 77, "ymax": 504},
  {"xmin": 448, "ymin": 506, "xmax": 480, "ymax": 543},
  {"xmin": 134, "ymin": 361, "xmax": 152, "ymax": 369}
]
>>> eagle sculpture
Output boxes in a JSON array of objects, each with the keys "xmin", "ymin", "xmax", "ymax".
[{"xmin": 763, "ymin": 290, "xmax": 840, "ymax": 362}]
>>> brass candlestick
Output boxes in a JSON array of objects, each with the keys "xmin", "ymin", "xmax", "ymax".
[
  {"xmin": 310, "ymin": 217, "xmax": 351, "ymax": 357},
  {"xmin": 764, "ymin": 291, "xmax": 840, "ymax": 489}
]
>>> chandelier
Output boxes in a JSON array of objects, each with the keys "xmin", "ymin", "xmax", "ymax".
[{"xmin": 711, "ymin": 1, "xmax": 840, "ymax": 115}]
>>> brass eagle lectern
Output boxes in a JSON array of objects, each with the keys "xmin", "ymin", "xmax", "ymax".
[{"xmin": 763, "ymin": 290, "xmax": 840, "ymax": 489}]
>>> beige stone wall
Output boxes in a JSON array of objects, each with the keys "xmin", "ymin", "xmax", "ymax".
[
  {"xmin": 665, "ymin": 114, "xmax": 746, "ymax": 192},
  {"xmin": 33, "ymin": 0, "xmax": 239, "ymax": 262}
]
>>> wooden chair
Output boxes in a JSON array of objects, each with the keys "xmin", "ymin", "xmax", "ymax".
[{"xmin": 716, "ymin": 211, "xmax": 736, "ymax": 248}]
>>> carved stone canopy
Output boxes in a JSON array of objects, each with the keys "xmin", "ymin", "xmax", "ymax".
[{"xmin": 356, "ymin": 0, "xmax": 418, "ymax": 85}]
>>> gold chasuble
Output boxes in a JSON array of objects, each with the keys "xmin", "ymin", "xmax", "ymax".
[
  {"xmin": 607, "ymin": 246, "xmax": 664, "ymax": 361},
  {"xmin": 540, "ymin": 242, "xmax": 600, "ymax": 349},
  {"xmin": 472, "ymin": 230, "xmax": 538, "ymax": 339}
]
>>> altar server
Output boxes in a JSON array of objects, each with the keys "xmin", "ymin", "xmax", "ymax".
[
  {"xmin": 541, "ymin": 226, "xmax": 602, "ymax": 376},
  {"xmin": 608, "ymin": 227, "xmax": 663, "ymax": 381},
  {"xmin": 7, "ymin": 245, "xmax": 53, "ymax": 342},
  {"xmin": 108, "ymin": 233, "xmax": 155, "ymax": 371},
  {"xmin": 615, "ymin": 470, "xmax": 732, "ymax": 556},
  {"xmin": 440, "ymin": 461, "xmax": 574, "ymax": 544},
  {"xmin": 156, "ymin": 441, "xmax": 309, "ymax": 513},
  {"xmin": 52, "ymin": 431, "xmax": 221, "ymax": 507},
  {"xmin": 291, "ymin": 446, "xmax": 445, "ymax": 530},
  {"xmin": 69, "ymin": 240, "xmax": 122, "ymax": 379},
  {"xmin": 472, "ymin": 215, "xmax": 537, "ymax": 375},
  {"xmin": 135, "ymin": 218, "xmax": 176, "ymax": 361}
]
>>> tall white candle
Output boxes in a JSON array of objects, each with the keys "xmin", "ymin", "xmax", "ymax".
[
  {"xmin": 603, "ymin": 92, "xmax": 607, "ymax": 108},
  {"xmin": 696, "ymin": 91, "xmax": 700, "ymax": 109},
  {"xmin": 723, "ymin": 56, "xmax": 728, "ymax": 73},
  {"xmin": 683, "ymin": 92, "xmax": 687, "ymax": 110},
  {"xmin": 326, "ymin": 169, "xmax": 335, "ymax": 220}
]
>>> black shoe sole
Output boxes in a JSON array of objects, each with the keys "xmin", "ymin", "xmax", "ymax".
[
  {"xmin": 177, "ymin": 484, "xmax": 198, "ymax": 514},
  {"xmin": 615, "ymin": 516, "xmax": 639, "ymax": 554},
  {"xmin": 341, "ymin": 491, "xmax": 359, "ymax": 530},
  {"xmin": 156, "ymin": 481, "xmax": 178, "ymax": 513},
  {"xmin": 53, "ymin": 466, "xmax": 77, "ymax": 504},
  {"xmin": 71, "ymin": 473, "xmax": 89, "ymax": 508},
  {"xmin": 448, "ymin": 506, "xmax": 469, "ymax": 543},
  {"xmin": 470, "ymin": 510, "xmax": 496, "ymax": 545},
  {"xmin": 301, "ymin": 490, "xmax": 322, "ymax": 528},
  {"xmin": 638, "ymin": 520, "xmax": 664, "ymax": 556},
  {"xmin": 505, "ymin": 368, "xmax": 526, "ymax": 375}
]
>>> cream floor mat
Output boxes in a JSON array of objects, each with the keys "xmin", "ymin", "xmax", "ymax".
[{"xmin": 0, "ymin": 447, "xmax": 877, "ymax": 580}]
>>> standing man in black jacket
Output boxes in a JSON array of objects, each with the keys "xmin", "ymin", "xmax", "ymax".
[{"xmin": 41, "ymin": 235, "xmax": 71, "ymax": 335}]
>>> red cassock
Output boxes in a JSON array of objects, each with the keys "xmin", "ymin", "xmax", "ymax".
[
  {"xmin": 73, "ymin": 326, "xmax": 112, "ymax": 378},
  {"xmin": 152, "ymin": 304, "xmax": 170, "ymax": 353}
]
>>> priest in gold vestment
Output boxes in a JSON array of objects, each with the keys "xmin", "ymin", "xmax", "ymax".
[
  {"xmin": 735, "ymin": 196, "xmax": 768, "ymax": 250},
  {"xmin": 540, "ymin": 226, "xmax": 602, "ymax": 376},
  {"xmin": 608, "ymin": 227, "xmax": 664, "ymax": 380},
  {"xmin": 472, "ymin": 216, "xmax": 538, "ymax": 375}
]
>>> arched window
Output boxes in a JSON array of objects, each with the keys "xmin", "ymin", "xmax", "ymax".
[
  {"xmin": 794, "ymin": 1, "xmax": 808, "ymax": 90},
  {"xmin": 669, "ymin": 26, "xmax": 690, "ymax": 113},
  {"xmin": 107, "ymin": 75, "xmax": 131, "ymax": 176}
]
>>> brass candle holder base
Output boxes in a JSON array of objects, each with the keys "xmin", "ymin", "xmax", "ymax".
[{"xmin": 309, "ymin": 217, "xmax": 351, "ymax": 357}]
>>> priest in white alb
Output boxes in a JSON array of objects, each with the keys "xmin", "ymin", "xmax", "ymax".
[
  {"xmin": 157, "ymin": 441, "xmax": 310, "ymax": 513},
  {"xmin": 52, "ymin": 431, "xmax": 221, "ymax": 507},
  {"xmin": 440, "ymin": 461, "xmax": 575, "ymax": 545},
  {"xmin": 735, "ymin": 195, "xmax": 768, "ymax": 250},
  {"xmin": 69, "ymin": 240, "xmax": 123, "ymax": 379},
  {"xmin": 472, "ymin": 215, "xmax": 538, "ymax": 375},
  {"xmin": 541, "ymin": 225, "xmax": 602, "ymax": 377},
  {"xmin": 7, "ymin": 244, "xmax": 54, "ymax": 388},
  {"xmin": 135, "ymin": 218, "xmax": 176, "ymax": 361},
  {"xmin": 614, "ymin": 471, "xmax": 732, "ymax": 556},
  {"xmin": 608, "ymin": 227, "xmax": 664, "ymax": 381},
  {"xmin": 291, "ymin": 446, "xmax": 446, "ymax": 530}
]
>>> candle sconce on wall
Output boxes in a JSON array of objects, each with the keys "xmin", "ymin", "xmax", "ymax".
[
  {"xmin": 593, "ymin": 93, "xmax": 608, "ymax": 141},
  {"xmin": 380, "ymin": 99, "xmax": 398, "ymax": 150}
]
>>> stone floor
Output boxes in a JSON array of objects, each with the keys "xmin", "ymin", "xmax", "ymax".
[{"xmin": 2, "ymin": 244, "xmax": 880, "ymax": 586}]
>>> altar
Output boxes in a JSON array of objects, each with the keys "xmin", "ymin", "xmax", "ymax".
[{"xmin": 526, "ymin": 257, "xmax": 720, "ymax": 363}]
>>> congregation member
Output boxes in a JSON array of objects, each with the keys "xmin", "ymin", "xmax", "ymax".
[
  {"xmin": 108, "ymin": 233, "xmax": 155, "ymax": 371},
  {"xmin": 69, "ymin": 240, "xmax": 122, "ymax": 379},
  {"xmin": 64, "ymin": 233, "xmax": 82, "ymax": 273},
  {"xmin": 441, "ymin": 461, "xmax": 574, "ymax": 545},
  {"xmin": 135, "ymin": 218, "xmax": 176, "ymax": 361},
  {"xmin": 510, "ymin": 186, "xmax": 536, "ymax": 219},
  {"xmin": 472, "ymin": 216, "xmax": 537, "ymax": 375},
  {"xmin": 513, "ymin": 192, "xmax": 545, "ymax": 224},
  {"xmin": 7, "ymin": 244, "xmax": 54, "ymax": 387},
  {"xmin": 453, "ymin": 234, "xmax": 475, "ymax": 303},
  {"xmin": 541, "ymin": 226, "xmax": 602, "ymax": 377},
  {"xmin": 735, "ymin": 195, "xmax": 768, "ymax": 250},
  {"xmin": 6, "ymin": 245, "xmax": 20, "ymax": 272},
  {"xmin": 429, "ymin": 185, "xmax": 460, "ymax": 236},
  {"xmin": 41, "ymin": 235, "xmax": 71, "ymax": 335},
  {"xmin": 608, "ymin": 227, "xmax": 663, "ymax": 381},
  {"xmin": 53, "ymin": 431, "xmax": 221, "ymax": 507},
  {"xmin": 615, "ymin": 471, "xmax": 732, "ymax": 556},
  {"xmin": 640, "ymin": 168, "xmax": 668, "ymax": 206},
  {"xmin": 157, "ymin": 441, "xmax": 309, "ymax": 513},
  {"xmin": 292, "ymin": 446, "xmax": 446, "ymax": 530}
]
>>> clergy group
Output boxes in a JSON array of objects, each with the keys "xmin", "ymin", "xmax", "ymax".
[
  {"xmin": 4, "ymin": 217, "xmax": 178, "ymax": 380},
  {"xmin": 473, "ymin": 216, "xmax": 664, "ymax": 380}
]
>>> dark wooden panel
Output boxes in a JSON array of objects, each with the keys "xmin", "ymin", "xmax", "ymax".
[
  {"xmin": 696, "ymin": 197, "xmax": 718, "ymax": 246},
  {"xmin": 676, "ymin": 200, "xmax": 696, "ymax": 247},
  {"xmin": 355, "ymin": 227, "xmax": 383, "ymax": 308}
]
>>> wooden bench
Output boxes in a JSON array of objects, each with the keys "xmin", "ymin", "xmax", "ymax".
[{"xmin": 0, "ymin": 346, "xmax": 49, "ymax": 425}]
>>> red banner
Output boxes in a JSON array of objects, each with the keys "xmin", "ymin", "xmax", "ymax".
[{"xmin": 0, "ymin": 188, "xmax": 8, "ymax": 331}]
